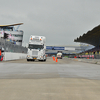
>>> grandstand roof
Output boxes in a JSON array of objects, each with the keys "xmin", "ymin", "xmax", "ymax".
[
  {"xmin": 0, "ymin": 23, "xmax": 23, "ymax": 27},
  {"xmin": 74, "ymin": 25, "xmax": 100, "ymax": 46}
]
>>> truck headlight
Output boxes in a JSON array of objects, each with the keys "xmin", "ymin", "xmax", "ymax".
[
  {"xmin": 41, "ymin": 56, "xmax": 43, "ymax": 58},
  {"xmin": 40, "ymin": 56, "xmax": 43, "ymax": 58}
]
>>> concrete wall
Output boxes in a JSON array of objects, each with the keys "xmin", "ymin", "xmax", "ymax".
[{"xmin": 3, "ymin": 52, "xmax": 27, "ymax": 61}]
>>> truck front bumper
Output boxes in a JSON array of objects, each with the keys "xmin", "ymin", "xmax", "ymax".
[{"xmin": 27, "ymin": 55, "xmax": 44, "ymax": 60}]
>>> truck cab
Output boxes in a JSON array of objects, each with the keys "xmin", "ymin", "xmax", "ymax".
[{"xmin": 27, "ymin": 35, "xmax": 46, "ymax": 61}]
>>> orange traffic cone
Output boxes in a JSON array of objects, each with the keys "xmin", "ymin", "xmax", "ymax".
[
  {"xmin": 56, "ymin": 57, "xmax": 58, "ymax": 62},
  {"xmin": 53, "ymin": 57, "xmax": 55, "ymax": 61},
  {"xmin": 52, "ymin": 57, "xmax": 55, "ymax": 61}
]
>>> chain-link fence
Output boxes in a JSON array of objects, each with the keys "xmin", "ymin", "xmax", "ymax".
[{"xmin": 0, "ymin": 38, "xmax": 27, "ymax": 53}]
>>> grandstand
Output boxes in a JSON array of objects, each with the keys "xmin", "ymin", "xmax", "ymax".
[
  {"xmin": 0, "ymin": 23, "xmax": 27, "ymax": 53},
  {"xmin": 74, "ymin": 25, "xmax": 100, "ymax": 59},
  {"xmin": 0, "ymin": 23, "xmax": 24, "ymax": 46}
]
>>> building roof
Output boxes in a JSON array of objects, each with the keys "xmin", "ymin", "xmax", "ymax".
[
  {"xmin": 74, "ymin": 25, "xmax": 100, "ymax": 46},
  {"xmin": 0, "ymin": 23, "xmax": 23, "ymax": 27}
]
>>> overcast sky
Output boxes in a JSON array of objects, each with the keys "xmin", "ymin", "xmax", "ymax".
[{"xmin": 0, "ymin": 0, "xmax": 100, "ymax": 46}]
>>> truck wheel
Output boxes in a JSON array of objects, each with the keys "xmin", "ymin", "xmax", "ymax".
[
  {"xmin": 27, "ymin": 59, "xmax": 29, "ymax": 61},
  {"xmin": 44, "ymin": 59, "xmax": 46, "ymax": 61}
]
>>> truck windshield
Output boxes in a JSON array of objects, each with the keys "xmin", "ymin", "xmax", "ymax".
[{"xmin": 28, "ymin": 44, "xmax": 44, "ymax": 49}]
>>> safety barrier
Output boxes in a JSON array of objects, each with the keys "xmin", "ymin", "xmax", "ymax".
[
  {"xmin": 3, "ymin": 52, "xmax": 27, "ymax": 61},
  {"xmin": 76, "ymin": 55, "xmax": 94, "ymax": 59},
  {"xmin": 0, "ymin": 38, "xmax": 28, "ymax": 61},
  {"xmin": 76, "ymin": 54, "xmax": 100, "ymax": 59}
]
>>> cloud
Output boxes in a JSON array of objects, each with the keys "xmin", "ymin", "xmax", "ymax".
[{"xmin": 0, "ymin": 0, "xmax": 100, "ymax": 46}]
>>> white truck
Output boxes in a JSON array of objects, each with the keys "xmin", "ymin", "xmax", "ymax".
[
  {"xmin": 57, "ymin": 51, "xmax": 62, "ymax": 59},
  {"xmin": 27, "ymin": 35, "xmax": 46, "ymax": 61}
]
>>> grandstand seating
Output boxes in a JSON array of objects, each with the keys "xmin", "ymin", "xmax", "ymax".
[{"xmin": 74, "ymin": 25, "xmax": 100, "ymax": 59}]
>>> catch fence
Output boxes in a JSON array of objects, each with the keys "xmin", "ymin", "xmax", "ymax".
[{"xmin": 0, "ymin": 38, "xmax": 27, "ymax": 53}]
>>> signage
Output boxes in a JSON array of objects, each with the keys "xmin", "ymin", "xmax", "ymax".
[{"xmin": 46, "ymin": 46, "xmax": 64, "ymax": 50}]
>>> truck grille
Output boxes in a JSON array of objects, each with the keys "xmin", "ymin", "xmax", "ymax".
[{"xmin": 32, "ymin": 51, "xmax": 38, "ymax": 56}]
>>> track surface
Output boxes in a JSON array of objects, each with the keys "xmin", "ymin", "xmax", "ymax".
[{"xmin": 0, "ymin": 57, "xmax": 100, "ymax": 100}]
